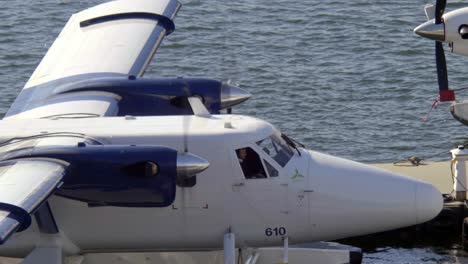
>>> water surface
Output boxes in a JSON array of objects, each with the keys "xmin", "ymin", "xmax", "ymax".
[{"xmin": 1, "ymin": 0, "xmax": 468, "ymax": 262}]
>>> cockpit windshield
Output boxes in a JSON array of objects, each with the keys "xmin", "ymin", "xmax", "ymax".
[{"xmin": 256, "ymin": 132, "xmax": 294, "ymax": 167}]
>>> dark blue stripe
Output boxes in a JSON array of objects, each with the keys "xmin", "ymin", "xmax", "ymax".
[
  {"xmin": 0, "ymin": 202, "xmax": 31, "ymax": 233},
  {"xmin": 5, "ymin": 73, "xmax": 127, "ymax": 117},
  {"xmin": 5, "ymin": 74, "xmax": 224, "ymax": 118},
  {"xmin": 80, "ymin": 12, "xmax": 175, "ymax": 35}
]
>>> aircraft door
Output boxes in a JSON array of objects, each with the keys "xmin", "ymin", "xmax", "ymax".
[{"xmin": 233, "ymin": 146, "xmax": 289, "ymax": 223}]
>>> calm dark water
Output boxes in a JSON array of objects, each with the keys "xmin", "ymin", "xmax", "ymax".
[{"xmin": 1, "ymin": 0, "xmax": 468, "ymax": 263}]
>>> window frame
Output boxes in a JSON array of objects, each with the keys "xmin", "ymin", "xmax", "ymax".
[
  {"xmin": 236, "ymin": 144, "xmax": 283, "ymax": 179},
  {"xmin": 255, "ymin": 132, "xmax": 294, "ymax": 168},
  {"xmin": 262, "ymin": 158, "xmax": 280, "ymax": 178}
]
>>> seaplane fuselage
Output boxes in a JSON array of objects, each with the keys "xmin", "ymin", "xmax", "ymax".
[{"xmin": 0, "ymin": 114, "xmax": 442, "ymax": 256}]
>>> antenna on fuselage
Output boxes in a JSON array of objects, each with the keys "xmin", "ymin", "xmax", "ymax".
[{"xmin": 181, "ymin": 80, "xmax": 191, "ymax": 154}]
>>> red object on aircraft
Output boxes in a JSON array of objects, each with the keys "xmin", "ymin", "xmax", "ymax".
[{"xmin": 440, "ymin": 90, "xmax": 455, "ymax": 102}]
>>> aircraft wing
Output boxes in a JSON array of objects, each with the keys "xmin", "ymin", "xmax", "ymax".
[
  {"xmin": 5, "ymin": 0, "xmax": 181, "ymax": 119},
  {"xmin": 0, "ymin": 159, "xmax": 67, "ymax": 243}
]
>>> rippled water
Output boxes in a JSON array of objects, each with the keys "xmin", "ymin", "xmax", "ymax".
[{"xmin": 2, "ymin": 0, "xmax": 468, "ymax": 262}]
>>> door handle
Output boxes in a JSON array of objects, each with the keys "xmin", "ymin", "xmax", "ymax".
[
  {"xmin": 233, "ymin": 183, "xmax": 245, "ymax": 187},
  {"xmin": 302, "ymin": 189, "xmax": 314, "ymax": 193}
]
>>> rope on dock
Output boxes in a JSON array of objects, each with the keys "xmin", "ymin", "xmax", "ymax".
[{"xmin": 393, "ymin": 156, "xmax": 425, "ymax": 166}]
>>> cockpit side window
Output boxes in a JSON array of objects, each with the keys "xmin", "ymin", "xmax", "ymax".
[
  {"xmin": 263, "ymin": 159, "xmax": 279, "ymax": 177},
  {"xmin": 256, "ymin": 133, "xmax": 293, "ymax": 167},
  {"xmin": 236, "ymin": 147, "xmax": 267, "ymax": 179}
]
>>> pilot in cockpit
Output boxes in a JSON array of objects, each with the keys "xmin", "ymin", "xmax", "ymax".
[{"xmin": 236, "ymin": 147, "xmax": 266, "ymax": 179}]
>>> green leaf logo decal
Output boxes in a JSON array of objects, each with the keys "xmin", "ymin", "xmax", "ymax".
[{"xmin": 291, "ymin": 168, "xmax": 304, "ymax": 181}]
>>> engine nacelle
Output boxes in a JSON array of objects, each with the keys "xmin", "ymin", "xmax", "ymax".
[
  {"xmin": 53, "ymin": 77, "xmax": 251, "ymax": 116},
  {"xmin": 1, "ymin": 144, "xmax": 208, "ymax": 207}
]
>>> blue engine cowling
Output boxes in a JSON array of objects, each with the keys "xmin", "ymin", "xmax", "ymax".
[
  {"xmin": 2, "ymin": 144, "xmax": 177, "ymax": 207},
  {"xmin": 54, "ymin": 77, "xmax": 225, "ymax": 116}
]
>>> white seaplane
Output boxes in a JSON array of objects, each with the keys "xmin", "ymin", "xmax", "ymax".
[
  {"xmin": 415, "ymin": 0, "xmax": 468, "ymax": 125},
  {"xmin": 0, "ymin": 0, "xmax": 442, "ymax": 263}
]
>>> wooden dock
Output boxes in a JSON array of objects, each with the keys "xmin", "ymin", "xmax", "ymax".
[{"xmin": 371, "ymin": 161, "xmax": 453, "ymax": 194}]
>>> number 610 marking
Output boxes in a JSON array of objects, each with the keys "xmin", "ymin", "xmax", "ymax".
[{"xmin": 265, "ymin": 227, "xmax": 286, "ymax": 236}]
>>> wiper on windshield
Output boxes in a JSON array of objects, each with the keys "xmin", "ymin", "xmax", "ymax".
[{"xmin": 281, "ymin": 133, "xmax": 304, "ymax": 156}]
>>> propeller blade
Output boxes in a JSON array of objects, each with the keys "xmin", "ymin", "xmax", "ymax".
[
  {"xmin": 435, "ymin": 41, "xmax": 455, "ymax": 101},
  {"xmin": 435, "ymin": 41, "xmax": 448, "ymax": 90},
  {"xmin": 424, "ymin": 4, "xmax": 435, "ymax": 20},
  {"xmin": 435, "ymin": 0, "xmax": 446, "ymax": 24},
  {"xmin": 416, "ymin": 1, "xmax": 453, "ymax": 101},
  {"xmin": 188, "ymin": 97, "xmax": 211, "ymax": 118}
]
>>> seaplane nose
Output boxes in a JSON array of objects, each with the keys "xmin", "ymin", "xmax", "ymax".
[
  {"xmin": 414, "ymin": 19, "xmax": 445, "ymax": 41},
  {"xmin": 415, "ymin": 181, "xmax": 443, "ymax": 223},
  {"xmin": 306, "ymin": 150, "xmax": 443, "ymax": 238}
]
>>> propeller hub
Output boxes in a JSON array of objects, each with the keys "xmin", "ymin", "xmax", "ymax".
[
  {"xmin": 414, "ymin": 20, "xmax": 445, "ymax": 41},
  {"xmin": 220, "ymin": 84, "xmax": 252, "ymax": 109},
  {"xmin": 176, "ymin": 153, "xmax": 210, "ymax": 178}
]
